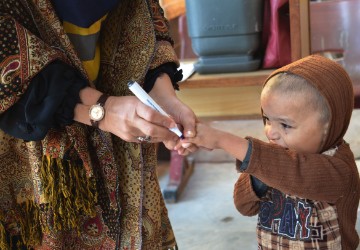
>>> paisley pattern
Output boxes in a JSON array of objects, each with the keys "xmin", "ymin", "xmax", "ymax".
[
  {"xmin": 0, "ymin": 57, "xmax": 20, "ymax": 85},
  {"xmin": 0, "ymin": 0, "xmax": 179, "ymax": 249},
  {"xmin": 0, "ymin": 13, "xmax": 63, "ymax": 114}
]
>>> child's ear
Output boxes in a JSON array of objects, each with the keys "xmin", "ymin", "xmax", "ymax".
[
  {"xmin": 323, "ymin": 122, "xmax": 329, "ymax": 137},
  {"xmin": 320, "ymin": 121, "xmax": 330, "ymax": 150}
]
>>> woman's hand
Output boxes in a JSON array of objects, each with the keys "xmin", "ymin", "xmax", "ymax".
[
  {"xmin": 74, "ymin": 86, "xmax": 180, "ymax": 143},
  {"xmin": 101, "ymin": 95, "xmax": 180, "ymax": 143},
  {"xmin": 160, "ymin": 97, "xmax": 198, "ymax": 155},
  {"xmin": 149, "ymin": 74, "xmax": 198, "ymax": 155},
  {"xmin": 75, "ymin": 74, "xmax": 200, "ymax": 152}
]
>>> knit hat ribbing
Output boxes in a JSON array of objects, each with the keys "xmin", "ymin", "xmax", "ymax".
[{"xmin": 264, "ymin": 54, "xmax": 354, "ymax": 151}]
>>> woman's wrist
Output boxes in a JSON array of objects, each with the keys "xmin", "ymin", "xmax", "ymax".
[
  {"xmin": 149, "ymin": 73, "xmax": 179, "ymax": 113},
  {"xmin": 74, "ymin": 87, "xmax": 109, "ymax": 129},
  {"xmin": 149, "ymin": 73, "xmax": 177, "ymax": 100}
]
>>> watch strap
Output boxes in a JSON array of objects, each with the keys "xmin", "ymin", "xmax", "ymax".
[
  {"xmin": 97, "ymin": 93, "xmax": 109, "ymax": 107},
  {"xmin": 90, "ymin": 93, "xmax": 109, "ymax": 128}
]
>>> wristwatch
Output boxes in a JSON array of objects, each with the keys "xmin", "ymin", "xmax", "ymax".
[{"xmin": 89, "ymin": 94, "xmax": 109, "ymax": 128}]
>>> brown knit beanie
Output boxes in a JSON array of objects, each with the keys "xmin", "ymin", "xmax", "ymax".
[{"xmin": 264, "ymin": 54, "xmax": 354, "ymax": 151}]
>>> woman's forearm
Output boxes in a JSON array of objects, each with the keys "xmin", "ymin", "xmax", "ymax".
[
  {"xmin": 78, "ymin": 86, "xmax": 103, "ymax": 105},
  {"xmin": 149, "ymin": 73, "xmax": 177, "ymax": 101}
]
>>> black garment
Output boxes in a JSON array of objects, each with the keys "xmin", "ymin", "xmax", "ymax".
[
  {"xmin": 144, "ymin": 62, "xmax": 182, "ymax": 93},
  {"xmin": 0, "ymin": 61, "xmax": 87, "ymax": 141}
]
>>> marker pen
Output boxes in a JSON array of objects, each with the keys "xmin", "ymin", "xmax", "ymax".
[{"xmin": 128, "ymin": 81, "xmax": 185, "ymax": 139}]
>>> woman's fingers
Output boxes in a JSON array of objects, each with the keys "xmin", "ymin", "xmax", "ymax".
[
  {"xmin": 135, "ymin": 101, "xmax": 177, "ymax": 129},
  {"xmin": 103, "ymin": 96, "xmax": 179, "ymax": 143},
  {"xmin": 134, "ymin": 116, "xmax": 179, "ymax": 142}
]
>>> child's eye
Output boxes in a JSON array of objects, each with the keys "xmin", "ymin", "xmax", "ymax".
[
  {"xmin": 262, "ymin": 116, "xmax": 269, "ymax": 122},
  {"xmin": 281, "ymin": 123, "xmax": 292, "ymax": 129}
]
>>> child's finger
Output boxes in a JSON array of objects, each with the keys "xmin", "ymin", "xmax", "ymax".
[{"xmin": 180, "ymin": 141, "xmax": 194, "ymax": 148}]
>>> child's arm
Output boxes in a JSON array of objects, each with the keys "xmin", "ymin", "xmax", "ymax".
[
  {"xmin": 182, "ymin": 122, "xmax": 250, "ymax": 161},
  {"xmin": 243, "ymin": 138, "xmax": 355, "ymax": 203},
  {"xmin": 184, "ymin": 122, "xmax": 356, "ymax": 203}
]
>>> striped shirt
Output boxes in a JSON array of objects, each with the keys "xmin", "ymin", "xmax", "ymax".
[{"xmin": 52, "ymin": 0, "xmax": 119, "ymax": 82}]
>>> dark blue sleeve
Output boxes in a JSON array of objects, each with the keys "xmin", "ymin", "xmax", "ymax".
[
  {"xmin": 0, "ymin": 60, "xmax": 88, "ymax": 141},
  {"xmin": 236, "ymin": 140, "xmax": 269, "ymax": 197}
]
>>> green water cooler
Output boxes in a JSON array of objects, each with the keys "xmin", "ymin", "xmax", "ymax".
[{"xmin": 186, "ymin": 0, "xmax": 264, "ymax": 74}]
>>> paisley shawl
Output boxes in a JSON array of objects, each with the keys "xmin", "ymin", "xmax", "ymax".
[{"xmin": 0, "ymin": 0, "xmax": 178, "ymax": 249}]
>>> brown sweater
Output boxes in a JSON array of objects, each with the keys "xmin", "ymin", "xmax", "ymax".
[{"xmin": 234, "ymin": 137, "xmax": 360, "ymax": 249}]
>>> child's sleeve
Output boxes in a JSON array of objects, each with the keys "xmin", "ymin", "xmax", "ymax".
[
  {"xmin": 236, "ymin": 140, "xmax": 269, "ymax": 198},
  {"xmin": 243, "ymin": 137, "xmax": 355, "ymax": 203},
  {"xmin": 233, "ymin": 173, "xmax": 262, "ymax": 216},
  {"xmin": 233, "ymin": 140, "xmax": 266, "ymax": 216}
]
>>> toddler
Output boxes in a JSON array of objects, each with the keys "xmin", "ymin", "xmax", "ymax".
[{"xmin": 183, "ymin": 55, "xmax": 360, "ymax": 249}]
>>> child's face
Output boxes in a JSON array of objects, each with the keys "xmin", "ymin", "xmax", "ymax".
[{"xmin": 261, "ymin": 84, "xmax": 327, "ymax": 154}]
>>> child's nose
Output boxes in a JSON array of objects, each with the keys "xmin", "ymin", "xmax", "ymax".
[{"xmin": 265, "ymin": 124, "xmax": 280, "ymax": 141}]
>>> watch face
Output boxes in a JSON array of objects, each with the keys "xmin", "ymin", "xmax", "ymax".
[{"xmin": 89, "ymin": 105, "xmax": 105, "ymax": 121}]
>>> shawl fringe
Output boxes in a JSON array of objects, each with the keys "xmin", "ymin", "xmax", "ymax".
[
  {"xmin": 0, "ymin": 201, "xmax": 41, "ymax": 249},
  {"xmin": 0, "ymin": 219, "xmax": 9, "ymax": 250},
  {"xmin": 18, "ymin": 200, "xmax": 42, "ymax": 248},
  {"xmin": 40, "ymin": 155, "xmax": 97, "ymax": 232},
  {"xmin": 0, "ymin": 156, "xmax": 98, "ymax": 249}
]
